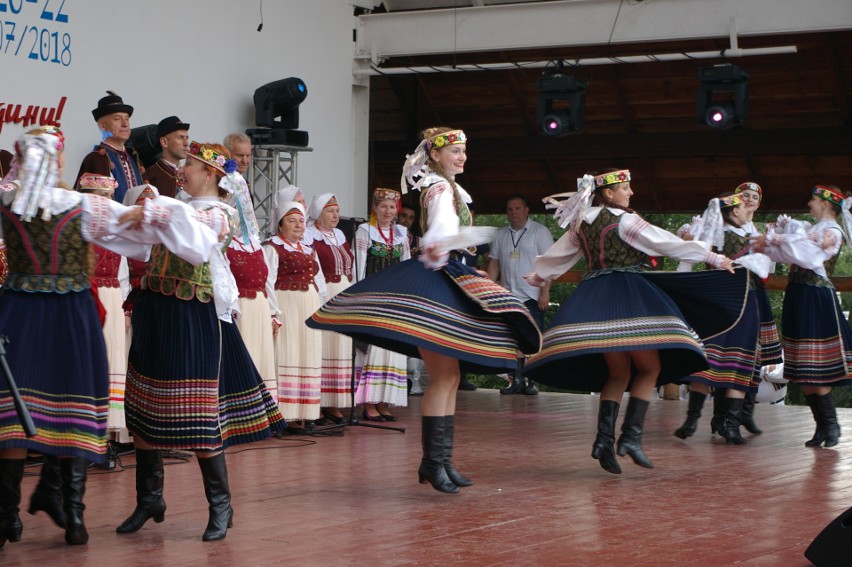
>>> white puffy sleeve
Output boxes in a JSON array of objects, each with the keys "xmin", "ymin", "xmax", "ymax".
[
  {"xmin": 618, "ymin": 212, "xmax": 727, "ymax": 268},
  {"xmin": 532, "ymin": 229, "xmax": 584, "ymax": 282},
  {"xmin": 419, "ymin": 181, "xmax": 458, "ymax": 269},
  {"xmin": 354, "ymin": 224, "xmax": 369, "ymax": 281},
  {"xmin": 762, "ymin": 222, "xmax": 841, "ymax": 277},
  {"xmin": 263, "ymin": 243, "xmax": 281, "ymax": 319}
]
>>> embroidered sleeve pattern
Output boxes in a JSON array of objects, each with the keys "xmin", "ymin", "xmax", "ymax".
[
  {"xmin": 619, "ymin": 214, "xmax": 650, "ymax": 246},
  {"xmin": 83, "ymin": 194, "xmax": 113, "ymax": 240},
  {"xmin": 142, "ymin": 200, "xmax": 173, "ymax": 230}
]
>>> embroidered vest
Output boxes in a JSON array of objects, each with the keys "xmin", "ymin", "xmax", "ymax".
[
  {"xmin": 789, "ymin": 251, "xmax": 840, "ymax": 289},
  {"xmin": 226, "ymin": 247, "xmax": 268, "ymax": 298},
  {"xmin": 92, "ymin": 245, "xmax": 121, "ymax": 288},
  {"xmin": 579, "ymin": 209, "xmax": 650, "ymax": 271},
  {"xmin": 266, "ymin": 240, "xmax": 318, "ymax": 292},
  {"xmin": 313, "ymin": 238, "xmax": 353, "ymax": 283},
  {"xmin": 142, "ymin": 243, "xmax": 213, "ymax": 302}
]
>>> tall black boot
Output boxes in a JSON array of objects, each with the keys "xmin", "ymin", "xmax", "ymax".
[
  {"xmin": 28, "ymin": 455, "xmax": 65, "ymax": 528},
  {"xmin": 0, "ymin": 458, "xmax": 25, "ymax": 549},
  {"xmin": 116, "ymin": 449, "xmax": 166, "ymax": 533},
  {"xmin": 674, "ymin": 391, "xmax": 707, "ymax": 439},
  {"xmin": 814, "ymin": 393, "xmax": 841, "ymax": 448},
  {"xmin": 741, "ymin": 391, "xmax": 763, "ymax": 435},
  {"xmin": 443, "ymin": 416, "xmax": 473, "ymax": 487},
  {"xmin": 718, "ymin": 397, "xmax": 746, "ymax": 445},
  {"xmin": 617, "ymin": 397, "xmax": 654, "ymax": 469},
  {"xmin": 804, "ymin": 393, "xmax": 826, "ymax": 447},
  {"xmin": 591, "ymin": 400, "xmax": 621, "ymax": 474},
  {"xmin": 59, "ymin": 457, "xmax": 89, "ymax": 545},
  {"xmin": 417, "ymin": 416, "xmax": 458, "ymax": 494},
  {"xmin": 197, "ymin": 453, "xmax": 233, "ymax": 541},
  {"xmin": 499, "ymin": 362, "xmax": 526, "ymax": 395},
  {"xmin": 710, "ymin": 392, "xmax": 726, "ymax": 436}
]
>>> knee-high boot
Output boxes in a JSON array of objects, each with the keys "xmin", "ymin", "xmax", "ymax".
[
  {"xmin": 116, "ymin": 449, "xmax": 166, "ymax": 533},
  {"xmin": 710, "ymin": 392, "xmax": 726, "ymax": 436},
  {"xmin": 718, "ymin": 397, "xmax": 746, "ymax": 445},
  {"xmin": 0, "ymin": 458, "xmax": 25, "ymax": 549},
  {"xmin": 198, "ymin": 453, "xmax": 233, "ymax": 541},
  {"xmin": 741, "ymin": 391, "xmax": 762, "ymax": 435},
  {"xmin": 443, "ymin": 416, "xmax": 473, "ymax": 487},
  {"xmin": 28, "ymin": 455, "xmax": 65, "ymax": 528},
  {"xmin": 417, "ymin": 416, "xmax": 458, "ymax": 494},
  {"xmin": 617, "ymin": 397, "xmax": 654, "ymax": 469},
  {"xmin": 809, "ymin": 393, "xmax": 841, "ymax": 448},
  {"xmin": 591, "ymin": 400, "xmax": 621, "ymax": 474},
  {"xmin": 674, "ymin": 391, "xmax": 706, "ymax": 439},
  {"xmin": 59, "ymin": 457, "xmax": 89, "ymax": 545},
  {"xmin": 804, "ymin": 393, "xmax": 826, "ymax": 447}
]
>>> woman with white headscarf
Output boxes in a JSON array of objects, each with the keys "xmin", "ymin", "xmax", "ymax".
[
  {"xmin": 307, "ymin": 193, "xmax": 354, "ymax": 423},
  {"xmin": 264, "ymin": 194, "xmax": 326, "ymax": 428}
]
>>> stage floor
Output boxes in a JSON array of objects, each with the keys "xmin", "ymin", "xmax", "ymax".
[{"xmin": 2, "ymin": 391, "xmax": 850, "ymax": 566}]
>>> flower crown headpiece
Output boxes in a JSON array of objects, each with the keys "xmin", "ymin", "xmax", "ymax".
[
  {"xmin": 813, "ymin": 184, "xmax": 845, "ymax": 205},
  {"xmin": 735, "ymin": 181, "xmax": 762, "ymax": 198},
  {"xmin": 719, "ymin": 193, "xmax": 743, "ymax": 208},
  {"xmin": 373, "ymin": 187, "xmax": 401, "ymax": 203},
  {"xmin": 78, "ymin": 172, "xmax": 118, "ymax": 192},
  {"xmin": 594, "ymin": 169, "xmax": 630, "ymax": 188},
  {"xmin": 187, "ymin": 141, "xmax": 238, "ymax": 175},
  {"xmin": 425, "ymin": 129, "xmax": 466, "ymax": 151},
  {"xmin": 401, "ymin": 129, "xmax": 467, "ymax": 194}
]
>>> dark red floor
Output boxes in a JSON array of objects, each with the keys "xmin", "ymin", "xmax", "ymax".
[{"xmin": 2, "ymin": 391, "xmax": 849, "ymax": 566}]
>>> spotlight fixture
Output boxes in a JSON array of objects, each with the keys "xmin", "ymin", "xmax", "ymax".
[
  {"xmin": 697, "ymin": 63, "xmax": 749, "ymax": 129},
  {"xmin": 536, "ymin": 61, "xmax": 587, "ymax": 136},
  {"xmin": 248, "ymin": 77, "xmax": 309, "ymax": 146}
]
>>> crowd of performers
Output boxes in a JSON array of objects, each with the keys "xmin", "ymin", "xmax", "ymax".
[{"xmin": 0, "ymin": 104, "xmax": 850, "ymax": 550}]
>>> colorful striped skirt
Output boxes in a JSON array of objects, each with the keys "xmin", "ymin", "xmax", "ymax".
[
  {"xmin": 319, "ymin": 279, "xmax": 354, "ymax": 409},
  {"xmin": 781, "ymin": 281, "xmax": 852, "ymax": 386},
  {"xmin": 125, "ymin": 291, "xmax": 285, "ymax": 451},
  {"xmin": 307, "ymin": 258, "xmax": 541, "ymax": 374},
  {"xmin": 524, "ymin": 268, "xmax": 749, "ymax": 392},
  {"xmin": 755, "ymin": 286, "xmax": 783, "ymax": 367},
  {"xmin": 0, "ymin": 289, "xmax": 109, "ymax": 463}
]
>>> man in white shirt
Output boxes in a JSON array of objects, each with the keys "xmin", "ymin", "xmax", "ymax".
[{"xmin": 487, "ymin": 195, "xmax": 554, "ymax": 395}]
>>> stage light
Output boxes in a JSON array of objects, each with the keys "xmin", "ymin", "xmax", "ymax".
[
  {"xmin": 697, "ymin": 64, "xmax": 749, "ymax": 129},
  {"xmin": 253, "ymin": 77, "xmax": 307, "ymax": 129},
  {"xmin": 536, "ymin": 62, "xmax": 587, "ymax": 136}
]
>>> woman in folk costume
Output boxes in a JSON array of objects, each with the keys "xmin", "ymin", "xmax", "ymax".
[
  {"xmin": 263, "ymin": 196, "xmax": 326, "ymax": 427},
  {"xmin": 673, "ymin": 193, "xmax": 774, "ymax": 445},
  {"xmin": 734, "ymin": 182, "xmax": 783, "ymax": 434},
  {"xmin": 307, "ymin": 193, "xmax": 354, "ymax": 423},
  {"xmin": 751, "ymin": 184, "xmax": 852, "ymax": 448},
  {"xmin": 119, "ymin": 142, "xmax": 284, "ymax": 542},
  {"xmin": 0, "ymin": 127, "xmax": 222, "ymax": 547},
  {"xmin": 309, "ymin": 127, "xmax": 541, "ymax": 493},
  {"xmin": 78, "ymin": 173, "xmax": 131, "ymax": 441},
  {"xmin": 524, "ymin": 169, "xmax": 746, "ymax": 475},
  {"xmin": 222, "ymin": 165, "xmax": 277, "ymax": 401},
  {"xmin": 353, "ymin": 188, "xmax": 410, "ymax": 422}
]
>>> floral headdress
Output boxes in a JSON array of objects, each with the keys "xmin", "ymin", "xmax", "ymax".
[
  {"xmin": 813, "ymin": 184, "xmax": 845, "ymax": 206},
  {"xmin": 370, "ymin": 187, "xmax": 402, "ymax": 226},
  {"xmin": 11, "ymin": 126, "xmax": 65, "ymax": 222},
  {"xmin": 401, "ymin": 129, "xmax": 467, "ymax": 194},
  {"xmin": 594, "ymin": 169, "xmax": 630, "ymax": 188},
  {"xmin": 78, "ymin": 172, "xmax": 118, "ymax": 192},
  {"xmin": 187, "ymin": 141, "xmax": 238, "ymax": 175},
  {"xmin": 814, "ymin": 185, "xmax": 852, "ymax": 249},
  {"xmin": 735, "ymin": 181, "xmax": 762, "ymax": 200},
  {"xmin": 718, "ymin": 193, "xmax": 743, "ymax": 209}
]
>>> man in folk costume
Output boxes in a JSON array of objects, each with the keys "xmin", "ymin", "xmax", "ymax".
[
  {"xmin": 144, "ymin": 116, "xmax": 190, "ymax": 198},
  {"xmin": 75, "ymin": 91, "xmax": 144, "ymax": 204}
]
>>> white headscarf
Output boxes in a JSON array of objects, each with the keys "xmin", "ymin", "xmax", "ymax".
[
  {"xmin": 268, "ymin": 185, "xmax": 305, "ymax": 234},
  {"xmin": 307, "ymin": 192, "xmax": 336, "ymax": 226},
  {"xmin": 272, "ymin": 199, "xmax": 306, "ymax": 232}
]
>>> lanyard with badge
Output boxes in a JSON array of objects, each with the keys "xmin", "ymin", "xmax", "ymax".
[{"xmin": 510, "ymin": 227, "xmax": 527, "ymax": 260}]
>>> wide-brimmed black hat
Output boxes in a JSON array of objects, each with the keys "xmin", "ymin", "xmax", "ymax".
[
  {"xmin": 92, "ymin": 92, "xmax": 134, "ymax": 121},
  {"xmin": 156, "ymin": 115, "xmax": 190, "ymax": 139}
]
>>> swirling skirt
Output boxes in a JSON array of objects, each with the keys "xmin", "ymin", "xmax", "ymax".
[
  {"xmin": 126, "ymin": 291, "xmax": 285, "ymax": 451},
  {"xmin": 0, "ymin": 289, "xmax": 109, "ymax": 463},
  {"xmin": 307, "ymin": 258, "xmax": 541, "ymax": 374},
  {"xmin": 781, "ymin": 281, "xmax": 852, "ymax": 386},
  {"xmin": 524, "ymin": 268, "xmax": 749, "ymax": 392},
  {"xmin": 755, "ymin": 286, "xmax": 783, "ymax": 367}
]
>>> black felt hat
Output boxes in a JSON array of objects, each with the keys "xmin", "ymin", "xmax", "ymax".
[
  {"xmin": 156, "ymin": 115, "xmax": 190, "ymax": 139},
  {"xmin": 92, "ymin": 91, "xmax": 134, "ymax": 121}
]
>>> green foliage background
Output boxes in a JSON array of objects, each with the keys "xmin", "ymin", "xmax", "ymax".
[{"xmin": 468, "ymin": 211, "xmax": 852, "ymax": 407}]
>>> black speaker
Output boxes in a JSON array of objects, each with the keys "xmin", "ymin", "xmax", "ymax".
[{"xmin": 805, "ymin": 507, "xmax": 852, "ymax": 567}]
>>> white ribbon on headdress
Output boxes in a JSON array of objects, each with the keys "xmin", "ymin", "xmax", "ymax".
[
  {"xmin": 694, "ymin": 198, "xmax": 726, "ymax": 251},
  {"xmin": 542, "ymin": 174, "xmax": 595, "ymax": 231},
  {"xmin": 839, "ymin": 197, "xmax": 852, "ymax": 250},
  {"xmin": 400, "ymin": 139, "xmax": 431, "ymax": 194},
  {"xmin": 220, "ymin": 171, "xmax": 260, "ymax": 248},
  {"xmin": 11, "ymin": 132, "xmax": 61, "ymax": 222}
]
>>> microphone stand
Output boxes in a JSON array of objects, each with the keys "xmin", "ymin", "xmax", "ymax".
[{"xmin": 0, "ymin": 335, "xmax": 37, "ymax": 437}]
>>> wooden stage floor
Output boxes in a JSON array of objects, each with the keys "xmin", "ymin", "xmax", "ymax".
[{"xmin": 2, "ymin": 391, "xmax": 851, "ymax": 567}]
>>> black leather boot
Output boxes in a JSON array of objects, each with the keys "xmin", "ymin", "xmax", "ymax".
[
  {"xmin": 59, "ymin": 457, "xmax": 89, "ymax": 545},
  {"xmin": 710, "ymin": 392, "xmax": 726, "ymax": 436},
  {"xmin": 617, "ymin": 397, "xmax": 654, "ymax": 469},
  {"xmin": 28, "ymin": 455, "xmax": 65, "ymax": 528},
  {"xmin": 198, "ymin": 453, "xmax": 233, "ymax": 541},
  {"xmin": 813, "ymin": 393, "xmax": 841, "ymax": 448},
  {"xmin": 804, "ymin": 393, "xmax": 826, "ymax": 447},
  {"xmin": 0, "ymin": 458, "xmax": 25, "ymax": 549},
  {"xmin": 418, "ymin": 416, "xmax": 459, "ymax": 493},
  {"xmin": 718, "ymin": 397, "xmax": 746, "ymax": 445},
  {"xmin": 674, "ymin": 391, "xmax": 706, "ymax": 439},
  {"xmin": 499, "ymin": 364, "xmax": 526, "ymax": 395},
  {"xmin": 592, "ymin": 400, "xmax": 621, "ymax": 474},
  {"xmin": 116, "ymin": 449, "xmax": 166, "ymax": 533},
  {"xmin": 443, "ymin": 416, "xmax": 473, "ymax": 487},
  {"xmin": 741, "ymin": 391, "xmax": 762, "ymax": 435}
]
